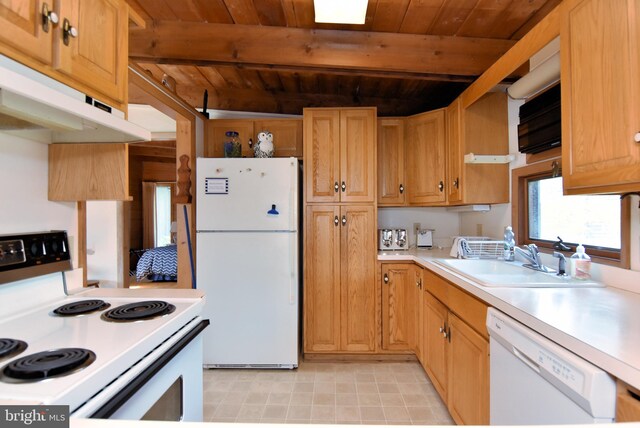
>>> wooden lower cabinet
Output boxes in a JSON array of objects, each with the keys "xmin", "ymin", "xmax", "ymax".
[
  {"xmin": 304, "ymin": 205, "xmax": 376, "ymax": 353},
  {"xmin": 381, "ymin": 263, "xmax": 416, "ymax": 351},
  {"xmin": 617, "ymin": 380, "xmax": 640, "ymax": 422},
  {"xmin": 447, "ymin": 313, "xmax": 490, "ymax": 425},
  {"xmin": 423, "ymin": 292, "xmax": 448, "ymax": 400},
  {"xmin": 421, "ymin": 270, "xmax": 490, "ymax": 425}
]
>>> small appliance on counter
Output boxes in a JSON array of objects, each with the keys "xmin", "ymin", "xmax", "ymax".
[
  {"xmin": 417, "ymin": 229, "xmax": 434, "ymax": 248},
  {"xmin": 378, "ymin": 228, "xmax": 409, "ymax": 251}
]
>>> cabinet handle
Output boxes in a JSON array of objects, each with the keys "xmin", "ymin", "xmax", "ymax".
[
  {"xmin": 439, "ymin": 326, "xmax": 445, "ymax": 334},
  {"xmin": 341, "ymin": 181, "xmax": 346, "ymax": 192},
  {"xmin": 341, "ymin": 215, "xmax": 346, "ymax": 226},
  {"xmin": 399, "ymin": 184, "xmax": 404, "ymax": 194},
  {"xmin": 384, "ymin": 273, "xmax": 389, "ymax": 284},
  {"xmin": 416, "ymin": 279, "xmax": 420, "ymax": 289},
  {"xmin": 453, "ymin": 178, "xmax": 459, "ymax": 189},
  {"xmin": 334, "ymin": 181, "xmax": 339, "ymax": 193},
  {"xmin": 62, "ymin": 18, "xmax": 78, "ymax": 46},
  {"xmin": 447, "ymin": 326, "xmax": 451, "ymax": 343},
  {"xmin": 438, "ymin": 181, "xmax": 444, "ymax": 192},
  {"xmin": 41, "ymin": 3, "xmax": 59, "ymax": 33},
  {"xmin": 635, "ymin": 132, "xmax": 640, "ymax": 143},
  {"xmin": 418, "ymin": 279, "xmax": 423, "ymax": 290},
  {"xmin": 334, "ymin": 215, "xmax": 339, "ymax": 226}
]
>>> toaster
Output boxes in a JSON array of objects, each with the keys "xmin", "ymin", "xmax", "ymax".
[
  {"xmin": 417, "ymin": 229, "xmax": 434, "ymax": 248},
  {"xmin": 378, "ymin": 228, "xmax": 409, "ymax": 251}
]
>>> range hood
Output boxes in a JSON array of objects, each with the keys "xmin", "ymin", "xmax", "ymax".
[{"xmin": 0, "ymin": 56, "xmax": 150, "ymax": 143}]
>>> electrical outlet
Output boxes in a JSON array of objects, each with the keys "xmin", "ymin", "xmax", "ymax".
[{"xmin": 413, "ymin": 222, "xmax": 421, "ymax": 233}]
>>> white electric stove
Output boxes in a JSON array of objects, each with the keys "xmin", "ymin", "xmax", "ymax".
[{"xmin": 0, "ymin": 231, "xmax": 208, "ymax": 421}]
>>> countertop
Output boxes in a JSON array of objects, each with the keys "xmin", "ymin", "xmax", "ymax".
[{"xmin": 379, "ymin": 248, "xmax": 640, "ymax": 390}]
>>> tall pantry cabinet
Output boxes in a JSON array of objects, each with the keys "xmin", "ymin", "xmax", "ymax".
[{"xmin": 303, "ymin": 107, "xmax": 377, "ymax": 354}]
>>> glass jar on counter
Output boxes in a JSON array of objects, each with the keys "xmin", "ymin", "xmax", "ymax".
[{"xmin": 223, "ymin": 131, "xmax": 241, "ymax": 157}]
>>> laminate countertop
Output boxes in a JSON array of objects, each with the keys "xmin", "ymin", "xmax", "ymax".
[{"xmin": 379, "ymin": 248, "xmax": 640, "ymax": 390}]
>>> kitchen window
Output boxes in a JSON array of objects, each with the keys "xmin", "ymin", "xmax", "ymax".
[{"xmin": 513, "ymin": 160, "xmax": 630, "ymax": 267}]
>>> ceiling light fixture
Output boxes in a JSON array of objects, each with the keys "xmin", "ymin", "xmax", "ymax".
[{"xmin": 313, "ymin": 0, "xmax": 368, "ymax": 24}]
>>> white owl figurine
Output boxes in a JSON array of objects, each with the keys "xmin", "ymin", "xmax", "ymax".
[{"xmin": 254, "ymin": 131, "xmax": 274, "ymax": 158}]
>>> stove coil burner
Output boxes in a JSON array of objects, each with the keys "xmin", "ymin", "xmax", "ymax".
[
  {"xmin": 101, "ymin": 300, "xmax": 176, "ymax": 322},
  {"xmin": 53, "ymin": 299, "xmax": 111, "ymax": 316},
  {"xmin": 1, "ymin": 348, "xmax": 96, "ymax": 383},
  {"xmin": 0, "ymin": 339, "xmax": 27, "ymax": 360}
]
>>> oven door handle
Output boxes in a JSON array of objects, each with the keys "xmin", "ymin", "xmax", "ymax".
[{"xmin": 89, "ymin": 318, "xmax": 210, "ymax": 419}]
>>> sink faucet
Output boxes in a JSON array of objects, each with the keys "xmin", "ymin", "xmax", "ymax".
[
  {"xmin": 553, "ymin": 252, "xmax": 567, "ymax": 276},
  {"xmin": 514, "ymin": 244, "xmax": 556, "ymax": 273}
]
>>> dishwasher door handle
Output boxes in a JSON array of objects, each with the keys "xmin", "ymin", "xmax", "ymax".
[{"xmin": 513, "ymin": 346, "xmax": 541, "ymax": 374}]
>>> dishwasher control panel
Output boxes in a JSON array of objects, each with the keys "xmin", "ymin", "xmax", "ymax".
[{"xmin": 538, "ymin": 348, "xmax": 585, "ymax": 392}]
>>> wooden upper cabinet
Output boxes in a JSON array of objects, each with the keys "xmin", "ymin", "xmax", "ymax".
[
  {"xmin": 253, "ymin": 119, "xmax": 303, "ymax": 158},
  {"xmin": 304, "ymin": 109, "xmax": 341, "ymax": 203},
  {"xmin": 0, "ymin": 0, "xmax": 54, "ymax": 65},
  {"xmin": 206, "ymin": 120, "xmax": 255, "ymax": 157},
  {"xmin": 304, "ymin": 108, "xmax": 376, "ymax": 203},
  {"xmin": 459, "ymin": 92, "xmax": 509, "ymax": 204},
  {"xmin": 561, "ymin": 0, "xmax": 640, "ymax": 194},
  {"xmin": 446, "ymin": 99, "xmax": 462, "ymax": 204},
  {"xmin": 340, "ymin": 205, "xmax": 376, "ymax": 352},
  {"xmin": 405, "ymin": 109, "xmax": 446, "ymax": 205},
  {"xmin": 304, "ymin": 205, "xmax": 341, "ymax": 353},
  {"xmin": 377, "ymin": 118, "xmax": 406, "ymax": 206},
  {"xmin": 49, "ymin": 143, "xmax": 129, "ymax": 201},
  {"xmin": 56, "ymin": 0, "xmax": 127, "ymax": 105},
  {"xmin": 340, "ymin": 109, "xmax": 376, "ymax": 203},
  {"xmin": 447, "ymin": 313, "xmax": 489, "ymax": 425}
]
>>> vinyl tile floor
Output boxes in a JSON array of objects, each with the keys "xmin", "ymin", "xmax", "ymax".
[{"xmin": 202, "ymin": 360, "xmax": 454, "ymax": 425}]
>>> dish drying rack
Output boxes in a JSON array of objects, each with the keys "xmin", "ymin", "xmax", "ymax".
[{"xmin": 454, "ymin": 236, "xmax": 505, "ymax": 259}]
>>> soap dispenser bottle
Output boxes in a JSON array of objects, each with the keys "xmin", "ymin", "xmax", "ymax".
[
  {"xmin": 570, "ymin": 244, "xmax": 591, "ymax": 280},
  {"xmin": 503, "ymin": 226, "xmax": 515, "ymax": 261}
]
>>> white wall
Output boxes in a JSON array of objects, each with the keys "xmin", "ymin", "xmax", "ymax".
[
  {"xmin": 0, "ymin": 134, "xmax": 78, "ymax": 264},
  {"xmin": 378, "ymin": 207, "xmax": 460, "ymax": 248},
  {"xmin": 86, "ymin": 201, "xmax": 119, "ymax": 287}
]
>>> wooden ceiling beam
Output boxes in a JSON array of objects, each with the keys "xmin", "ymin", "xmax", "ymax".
[
  {"xmin": 172, "ymin": 86, "xmax": 448, "ymax": 117},
  {"xmin": 129, "ymin": 21, "xmax": 516, "ymax": 79}
]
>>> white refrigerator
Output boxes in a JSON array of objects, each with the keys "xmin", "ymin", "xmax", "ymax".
[{"xmin": 196, "ymin": 157, "xmax": 299, "ymax": 368}]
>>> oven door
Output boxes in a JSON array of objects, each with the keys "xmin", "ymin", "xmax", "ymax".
[{"xmin": 72, "ymin": 317, "xmax": 209, "ymax": 422}]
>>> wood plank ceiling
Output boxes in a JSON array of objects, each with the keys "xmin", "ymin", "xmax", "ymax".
[{"xmin": 128, "ymin": 0, "xmax": 561, "ymax": 117}]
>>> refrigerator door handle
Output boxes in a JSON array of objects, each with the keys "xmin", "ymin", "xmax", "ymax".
[{"xmin": 289, "ymin": 232, "xmax": 297, "ymax": 305}]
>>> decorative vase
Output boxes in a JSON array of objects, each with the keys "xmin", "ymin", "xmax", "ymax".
[{"xmin": 223, "ymin": 131, "xmax": 242, "ymax": 157}]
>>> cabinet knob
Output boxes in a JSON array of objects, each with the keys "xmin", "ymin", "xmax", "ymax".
[
  {"xmin": 341, "ymin": 181, "xmax": 346, "ymax": 192},
  {"xmin": 453, "ymin": 178, "xmax": 459, "ymax": 189},
  {"xmin": 341, "ymin": 215, "xmax": 346, "ymax": 226},
  {"xmin": 635, "ymin": 132, "xmax": 640, "ymax": 143},
  {"xmin": 334, "ymin": 181, "xmax": 339, "ymax": 193},
  {"xmin": 438, "ymin": 181, "xmax": 444, "ymax": 192},
  {"xmin": 334, "ymin": 215, "xmax": 339, "ymax": 226},
  {"xmin": 384, "ymin": 273, "xmax": 389, "ymax": 284},
  {"xmin": 399, "ymin": 184, "xmax": 404, "ymax": 194},
  {"xmin": 439, "ymin": 326, "xmax": 444, "ymax": 334},
  {"xmin": 63, "ymin": 18, "xmax": 78, "ymax": 46},
  {"xmin": 41, "ymin": 3, "xmax": 58, "ymax": 33}
]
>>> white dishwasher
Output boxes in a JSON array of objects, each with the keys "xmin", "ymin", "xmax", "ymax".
[{"xmin": 486, "ymin": 308, "xmax": 616, "ymax": 425}]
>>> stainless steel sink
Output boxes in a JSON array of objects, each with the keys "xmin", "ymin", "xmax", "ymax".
[{"xmin": 432, "ymin": 259, "xmax": 603, "ymax": 288}]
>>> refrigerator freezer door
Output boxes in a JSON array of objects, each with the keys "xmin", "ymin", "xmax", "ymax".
[
  {"xmin": 196, "ymin": 158, "xmax": 298, "ymax": 231},
  {"xmin": 197, "ymin": 232, "xmax": 298, "ymax": 367}
]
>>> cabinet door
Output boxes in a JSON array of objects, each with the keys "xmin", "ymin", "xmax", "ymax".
[
  {"xmin": 446, "ymin": 99, "xmax": 463, "ymax": 204},
  {"xmin": 0, "ymin": 0, "xmax": 54, "ymax": 65},
  {"xmin": 304, "ymin": 109, "xmax": 341, "ymax": 203},
  {"xmin": 57, "ymin": 0, "xmax": 127, "ymax": 104},
  {"xmin": 447, "ymin": 313, "xmax": 489, "ymax": 425},
  {"xmin": 340, "ymin": 205, "xmax": 376, "ymax": 352},
  {"xmin": 381, "ymin": 263, "xmax": 415, "ymax": 351},
  {"xmin": 414, "ymin": 266, "xmax": 424, "ymax": 360},
  {"xmin": 405, "ymin": 109, "xmax": 446, "ymax": 205},
  {"xmin": 304, "ymin": 205, "xmax": 341, "ymax": 352},
  {"xmin": 423, "ymin": 292, "xmax": 448, "ymax": 401},
  {"xmin": 377, "ymin": 118, "xmax": 405, "ymax": 205},
  {"xmin": 340, "ymin": 108, "xmax": 376, "ymax": 203},
  {"xmin": 206, "ymin": 120, "xmax": 254, "ymax": 157},
  {"xmin": 561, "ymin": 0, "xmax": 640, "ymax": 194},
  {"xmin": 253, "ymin": 119, "xmax": 303, "ymax": 158}
]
